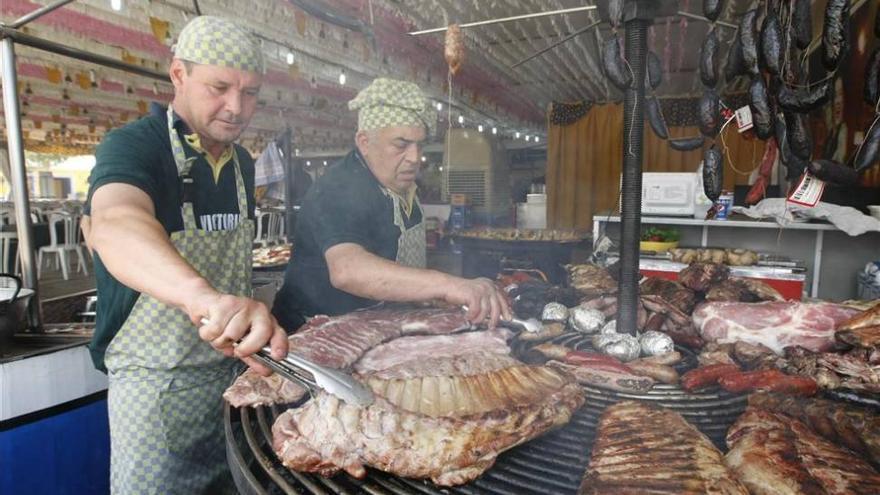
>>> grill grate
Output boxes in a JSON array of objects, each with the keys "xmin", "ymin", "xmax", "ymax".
[{"xmin": 226, "ymin": 332, "xmax": 747, "ymax": 494}]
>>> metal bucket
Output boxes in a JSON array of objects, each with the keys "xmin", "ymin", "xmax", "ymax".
[{"xmin": 0, "ymin": 274, "xmax": 34, "ymax": 346}]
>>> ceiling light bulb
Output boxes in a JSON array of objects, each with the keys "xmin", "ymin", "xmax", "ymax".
[
  {"xmin": 323, "ymin": 160, "xmax": 327, "ymax": 166},
  {"xmin": 436, "ymin": 102, "xmax": 443, "ymax": 111},
  {"xmin": 286, "ymin": 52, "xmax": 295, "ymax": 65},
  {"xmin": 478, "ymin": 124, "xmax": 484, "ymax": 132},
  {"xmin": 525, "ymin": 135, "xmax": 531, "ymax": 142},
  {"xmin": 338, "ymin": 70, "xmax": 346, "ymax": 85},
  {"xmin": 295, "ymin": 148, "xmax": 300, "ymax": 156},
  {"xmin": 491, "ymin": 127, "xmax": 497, "ymax": 135},
  {"xmin": 515, "ymin": 131, "xmax": 521, "ymax": 139},
  {"xmin": 535, "ymin": 136, "xmax": 540, "ymax": 143},
  {"xmin": 439, "ymin": 166, "xmax": 443, "ymax": 172},
  {"xmin": 457, "ymin": 115, "xmax": 464, "ymax": 125},
  {"xmin": 110, "ymin": 0, "xmax": 122, "ymax": 11},
  {"xmin": 421, "ymin": 155, "xmax": 427, "ymax": 162}
]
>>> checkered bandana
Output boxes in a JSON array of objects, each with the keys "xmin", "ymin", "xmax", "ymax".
[
  {"xmin": 349, "ymin": 78, "xmax": 436, "ymax": 135},
  {"xmin": 173, "ymin": 16, "xmax": 265, "ymax": 74}
]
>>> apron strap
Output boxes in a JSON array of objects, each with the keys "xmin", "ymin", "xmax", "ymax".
[{"xmin": 166, "ymin": 105, "xmax": 249, "ymax": 231}]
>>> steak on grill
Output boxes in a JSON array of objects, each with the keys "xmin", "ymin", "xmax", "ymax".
[
  {"xmin": 579, "ymin": 401, "xmax": 748, "ymax": 494},
  {"xmin": 694, "ymin": 301, "xmax": 859, "ymax": 354},
  {"xmin": 272, "ymin": 360, "xmax": 584, "ymax": 486},
  {"xmin": 724, "ymin": 407, "xmax": 880, "ymax": 494}
]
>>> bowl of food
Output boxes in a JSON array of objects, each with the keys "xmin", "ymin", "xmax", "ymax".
[
  {"xmin": 868, "ymin": 205, "xmax": 880, "ymax": 220},
  {"xmin": 639, "ymin": 226, "xmax": 679, "ymax": 253}
]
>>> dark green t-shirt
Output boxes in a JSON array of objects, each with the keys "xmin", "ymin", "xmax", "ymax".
[
  {"xmin": 86, "ymin": 104, "xmax": 255, "ymax": 372},
  {"xmin": 271, "ymin": 149, "xmax": 421, "ymax": 330}
]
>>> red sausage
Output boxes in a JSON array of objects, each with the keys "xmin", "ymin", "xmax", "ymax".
[
  {"xmin": 718, "ymin": 369, "xmax": 787, "ymax": 393},
  {"xmin": 681, "ymin": 363, "xmax": 741, "ymax": 392}
]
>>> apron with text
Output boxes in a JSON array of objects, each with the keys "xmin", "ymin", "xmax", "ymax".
[{"xmin": 104, "ymin": 106, "xmax": 253, "ymax": 495}]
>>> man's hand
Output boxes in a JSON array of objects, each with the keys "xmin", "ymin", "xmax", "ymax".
[
  {"xmin": 444, "ymin": 277, "xmax": 511, "ymax": 328},
  {"xmin": 187, "ymin": 290, "xmax": 288, "ymax": 376}
]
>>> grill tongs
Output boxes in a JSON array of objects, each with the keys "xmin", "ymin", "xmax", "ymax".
[{"xmin": 202, "ymin": 318, "xmax": 374, "ymax": 406}]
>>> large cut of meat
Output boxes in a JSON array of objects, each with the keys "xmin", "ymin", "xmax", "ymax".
[
  {"xmin": 272, "ymin": 361, "xmax": 584, "ymax": 486},
  {"xmin": 224, "ymin": 307, "xmax": 470, "ymax": 407},
  {"xmin": 678, "ymin": 262, "xmax": 730, "ymax": 292},
  {"xmin": 640, "ymin": 276, "xmax": 697, "ymax": 314},
  {"xmin": 748, "ymin": 393, "xmax": 880, "ymax": 469},
  {"xmin": 694, "ymin": 301, "xmax": 859, "ymax": 355},
  {"xmin": 724, "ymin": 407, "xmax": 880, "ymax": 494},
  {"xmin": 580, "ymin": 401, "xmax": 747, "ymax": 494}
]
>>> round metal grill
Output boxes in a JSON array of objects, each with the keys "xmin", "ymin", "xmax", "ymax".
[{"xmin": 225, "ymin": 331, "xmax": 747, "ymax": 494}]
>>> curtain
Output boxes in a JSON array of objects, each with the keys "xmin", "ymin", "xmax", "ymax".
[{"xmin": 547, "ymin": 103, "xmax": 762, "ymax": 230}]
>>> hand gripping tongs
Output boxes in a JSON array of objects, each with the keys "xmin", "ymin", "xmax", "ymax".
[{"xmin": 201, "ymin": 318, "xmax": 374, "ymax": 406}]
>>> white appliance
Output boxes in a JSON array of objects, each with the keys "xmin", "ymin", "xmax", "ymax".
[
  {"xmin": 640, "ymin": 172, "xmax": 697, "ymax": 216},
  {"xmin": 516, "ymin": 193, "xmax": 546, "ymax": 229}
]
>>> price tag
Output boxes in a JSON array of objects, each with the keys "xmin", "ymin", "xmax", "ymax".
[
  {"xmin": 787, "ymin": 171, "xmax": 826, "ymax": 207},
  {"xmin": 734, "ymin": 106, "xmax": 754, "ymax": 133}
]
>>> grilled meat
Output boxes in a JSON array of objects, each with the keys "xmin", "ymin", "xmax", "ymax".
[
  {"xmin": 749, "ymin": 393, "xmax": 880, "ymax": 469},
  {"xmin": 706, "ymin": 277, "xmax": 784, "ymax": 303},
  {"xmin": 774, "ymin": 346, "xmax": 880, "ymax": 394},
  {"xmin": 836, "ymin": 302, "xmax": 880, "ymax": 348},
  {"xmin": 725, "ymin": 407, "xmax": 880, "ymax": 494},
  {"xmin": 567, "ymin": 263, "xmax": 618, "ymax": 296},
  {"xmin": 272, "ymin": 362, "xmax": 584, "ymax": 486},
  {"xmin": 223, "ymin": 368, "xmax": 307, "ymax": 408},
  {"xmin": 580, "ymin": 401, "xmax": 748, "ymax": 494},
  {"xmin": 679, "ymin": 262, "xmax": 730, "ymax": 292},
  {"xmin": 639, "ymin": 277, "xmax": 697, "ymax": 314}
]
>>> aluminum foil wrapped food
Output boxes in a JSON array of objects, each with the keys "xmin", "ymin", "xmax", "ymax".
[
  {"xmin": 592, "ymin": 331, "xmax": 624, "ymax": 351},
  {"xmin": 541, "ymin": 302, "xmax": 569, "ymax": 323},
  {"xmin": 569, "ymin": 307, "xmax": 605, "ymax": 334},
  {"xmin": 444, "ymin": 24, "xmax": 465, "ymax": 75},
  {"xmin": 640, "ymin": 330, "xmax": 675, "ymax": 356},
  {"xmin": 603, "ymin": 334, "xmax": 641, "ymax": 362},
  {"xmin": 599, "ymin": 319, "xmax": 617, "ymax": 335}
]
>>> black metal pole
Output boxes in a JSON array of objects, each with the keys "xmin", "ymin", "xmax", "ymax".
[{"xmin": 616, "ymin": 16, "xmax": 649, "ymax": 335}]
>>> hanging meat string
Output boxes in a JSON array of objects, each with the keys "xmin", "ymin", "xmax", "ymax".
[{"xmin": 444, "ymin": 24, "xmax": 465, "ymax": 76}]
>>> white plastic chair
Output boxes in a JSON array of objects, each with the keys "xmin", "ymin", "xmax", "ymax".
[
  {"xmin": 0, "ymin": 231, "xmax": 19, "ymax": 275},
  {"xmin": 37, "ymin": 213, "xmax": 88, "ymax": 280}
]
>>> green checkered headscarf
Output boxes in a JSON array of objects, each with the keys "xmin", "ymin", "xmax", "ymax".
[
  {"xmin": 173, "ymin": 16, "xmax": 265, "ymax": 74},
  {"xmin": 349, "ymin": 78, "xmax": 436, "ymax": 135}
]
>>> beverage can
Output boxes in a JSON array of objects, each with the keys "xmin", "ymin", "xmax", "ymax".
[{"xmin": 715, "ymin": 192, "xmax": 734, "ymax": 220}]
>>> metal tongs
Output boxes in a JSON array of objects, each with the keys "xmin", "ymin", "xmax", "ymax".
[
  {"xmin": 201, "ymin": 318, "xmax": 374, "ymax": 406},
  {"xmin": 461, "ymin": 306, "xmax": 542, "ymax": 333}
]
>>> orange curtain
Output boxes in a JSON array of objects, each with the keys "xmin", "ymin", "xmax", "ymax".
[{"xmin": 547, "ymin": 103, "xmax": 762, "ymax": 229}]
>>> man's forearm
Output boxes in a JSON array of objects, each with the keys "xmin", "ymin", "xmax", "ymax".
[
  {"xmin": 90, "ymin": 204, "xmax": 215, "ymax": 311},
  {"xmin": 328, "ymin": 244, "xmax": 454, "ymax": 302}
]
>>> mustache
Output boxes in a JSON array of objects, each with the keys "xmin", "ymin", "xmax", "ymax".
[{"xmin": 216, "ymin": 113, "xmax": 244, "ymax": 125}]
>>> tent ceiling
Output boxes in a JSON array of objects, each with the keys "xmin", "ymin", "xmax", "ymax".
[{"xmin": 0, "ymin": 1, "xmax": 794, "ymax": 155}]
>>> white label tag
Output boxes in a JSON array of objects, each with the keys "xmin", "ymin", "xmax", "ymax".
[
  {"xmin": 787, "ymin": 171, "xmax": 825, "ymax": 207},
  {"xmin": 735, "ymin": 106, "xmax": 754, "ymax": 132}
]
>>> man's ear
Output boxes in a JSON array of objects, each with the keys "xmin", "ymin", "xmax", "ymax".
[
  {"xmin": 169, "ymin": 58, "xmax": 187, "ymax": 91},
  {"xmin": 354, "ymin": 130, "xmax": 370, "ymax": 155}
]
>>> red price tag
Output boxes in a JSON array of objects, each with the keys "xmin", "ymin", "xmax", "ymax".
[{"xmin": 787, "ymin": 172, "xmax": 825, "ymax": 207}]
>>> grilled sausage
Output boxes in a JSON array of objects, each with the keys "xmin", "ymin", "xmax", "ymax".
[
  {"xmin": 822, "ymin": 0, "xmax": 851, "ymax": 71},
  {"xmin": 670, "ymin": 136, "xmax": 705, "ymax": 151},
  {"xmin": 724, "ymin": 28, "xmax": 747, "ymax": 82},
  {"xmin": 628, "ymin": 362, "xmax": 679, "ymax": 384},
  {"xmin": 759, "ymin": 9, "xmax": 783, "ymax": 76},
  {"xmin": 785, "ymin": 112, "xmax": 813, "ymax": 160},
  {"xmin": 646, "ymin": 96, "xmax": 669, "ymax": 140},
  {"xmin": 603, "ymin": 34, "xmax": 632, "ymax": 90},
  {"xmin": 700, "ymin": 29, "xmax": 720, "ymax": 88},
  {"xmin": 608, "ymin": 0, "xmax": 624, "ymax": 29},
  {"xmin": 749, "ymin": 77, "xmax": 774, "ymax": 140},
  {"xmin": 754, "ymin": 374, "xmax": 818, "ymax": 396},
  {"xmin": 718, "ymin": 369, "xmax": 786, "ymax": 393},
  {"xmin": 740, "ymin": 9, "xmax": 760, "ymax": 76},
  {"xmin": 792, "ymin": 0, "xmax": 813, "ymax": 50},
  {"xmin": 855, "ymin": 116, "xmax": 880, "ymax": 172},
  {"xmin": 865, "ymin": 47, "xmax": 880, "ymax": 107},
  {"xmin": 807, "ymin": 159, "xmax": 860, "ymax": 186},
  {"xmin": 633, "ymin": 351, "xmax": 682, "ymax": 367},
  {"xmin": 681, "ymin": 363, "xmax": 740, "ymax": 392},
  {"xmin": 646, "ymin": 50, "xmax": 663, "ymax": 90},
  {"xmin": 778, "ymin": 80, "xmax": 831, "ymax": 113},
  {"xmin": 548, "ymin": 361, "xmax": 655, "ymax": 393},
  {"xmin": 703, "ymin": 145, "xmax": 723, "ymax": 202},
  {"xmin": 703, "ymin": 0, "xmax": 725, "ymax": 23},
  {"xmin": 699, "ymin": 87, "xmax": 721, "ymax": 137}
]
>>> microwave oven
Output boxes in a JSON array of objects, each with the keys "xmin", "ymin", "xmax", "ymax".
[{"xmin": 640, "ymin": 172, "xmax": 697, "ymax": 216}]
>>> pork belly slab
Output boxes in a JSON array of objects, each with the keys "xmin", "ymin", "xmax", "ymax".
[
  {"xmin": 694, "ymin": 301, "xmax": 859, "ymax": 355},
  {"xmin": 580, "ymin": 401, "xmax": 747, "ymax": 495}
]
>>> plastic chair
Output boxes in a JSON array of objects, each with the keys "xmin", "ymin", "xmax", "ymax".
[
  {"xmin": 37, "ymin": 213, "xmax": 88, "ymax": 280},
  {"xmin": 0, "ymin": 231, "xmax": 19, "ymax": 275}
]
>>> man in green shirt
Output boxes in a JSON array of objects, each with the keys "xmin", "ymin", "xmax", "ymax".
[{"xmin": 87, "ymin": 16, "xmax": 287, "ymax": 494}]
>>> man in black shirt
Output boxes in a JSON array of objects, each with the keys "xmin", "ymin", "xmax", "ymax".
[{"xmin": 273, "ymin": 78, "xmax": 509, "ymax": 330}]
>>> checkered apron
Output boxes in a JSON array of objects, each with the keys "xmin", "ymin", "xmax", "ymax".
[
  {"xmin": 104, "ymin": 106, "xmax": 253, "ymax": 495},
  {"xmin": 389, "ymin": 192, "xmax": 427, "ymax": 269}
]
